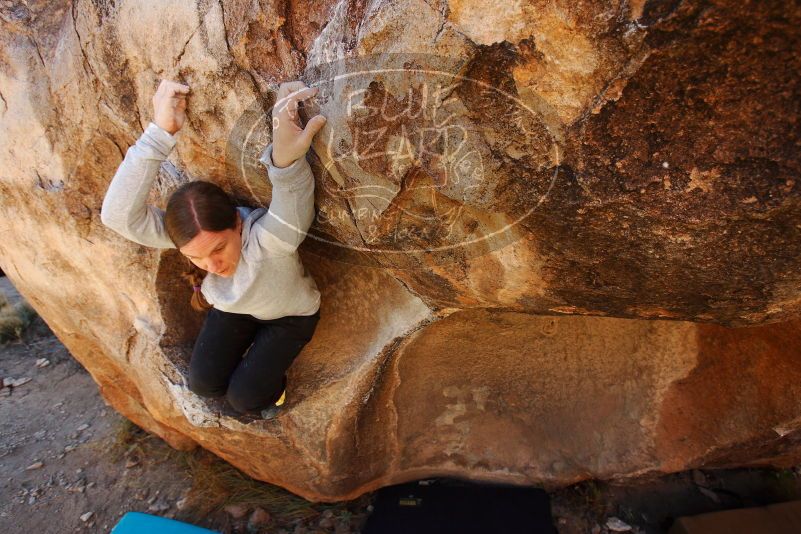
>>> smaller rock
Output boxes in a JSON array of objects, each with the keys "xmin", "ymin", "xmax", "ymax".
[
  {"xmin": 148, "ymin": 501, "xmax": 170, "ymax": 513},
  {"xmin": 175, "ymin": 497, "xmax": 190, "ymax": 510},
  {"xmin": 3, "ymin": 377, "xmax": 32, "ymax": 387},
  {"xmin": 606, "ymin": 517, "xmax": 633, "ymax": 532},
  {"xmin": 124, "ymin": 458, "xmax": 140, "ymax": 469},
  {"xmin": 248, "ymin": 507, "xmax": 271, "ymax": 527},
  {"xmin": 691, "ymin": 469, "xmax": 708, "ymax": 487},
  {"xmin": 80, "ymin": 512, "xmax": 93, "ymax": 522},
  {"xmin": 76, "ymin": 424, "xmax": 90, "ymax": 432},
  {"xmin": 64, "ymin": 445, "xmax": 77, "ymax": 453},
  {"xmin": 698, "ymin": 486, "xmax": 721, "ymax": 503},
  {"xmin": 319, "ymin": 516, "xmax": 335, "ymax": 529},
  {"xmin": 25, "ymin": 461, "xmax": 44, "ymax": 470},
  {"xmin": 224, "ymin": 503, "xmax": 249, "ymax": 519},
  {"xmin": 35, "ymin": 358, "xmax": 50, "ymax": 368}
]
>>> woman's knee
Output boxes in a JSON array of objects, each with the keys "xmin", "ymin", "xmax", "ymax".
[
  {"xmin": 226, "ymin": 385, "xmax": 259, "ymax": 414},
  {"xmin": 226, "ymin": 379, "xmax": 281, "ymax": 414},
  {"xmin": 225, "ymin": 393, "xmax": 253, "ymax": 415},
  {"xmin": 187, "ymin": 361, "xmax": 227, "ymax": 398}
]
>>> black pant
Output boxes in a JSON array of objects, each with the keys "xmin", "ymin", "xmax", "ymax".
[{"xmin": 187, "ymin": 306, "xmax": 320, "ymax": 414}]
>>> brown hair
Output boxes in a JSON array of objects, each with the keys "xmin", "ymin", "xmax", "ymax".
[{"xmin": 165, "ymin": 181, "xmax": 239, "ymax": 312}]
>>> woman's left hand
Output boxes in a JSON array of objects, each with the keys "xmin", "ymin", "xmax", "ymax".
[{"xmin": 271, "ymin": 81, "xmax": 327, "ymax": 168}]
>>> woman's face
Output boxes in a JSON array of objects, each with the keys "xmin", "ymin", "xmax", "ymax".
[{"xmin": 179, "ymin": 213, "xmax": 243, "ymax": 277}]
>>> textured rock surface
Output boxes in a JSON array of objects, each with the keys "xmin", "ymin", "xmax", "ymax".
[{"xmin": 0, "ymin": 0, "xmax": 800, "ymax": 501}]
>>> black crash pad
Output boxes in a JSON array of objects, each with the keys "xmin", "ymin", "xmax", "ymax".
[{"xmin": 362, "ymin": 477, "xmax": 556, "ymax": 534}]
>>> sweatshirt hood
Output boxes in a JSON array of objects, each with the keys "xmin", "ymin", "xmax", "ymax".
[{"xmin": 238, "ymin": 205, "xmax": 268, "ymax": 253}]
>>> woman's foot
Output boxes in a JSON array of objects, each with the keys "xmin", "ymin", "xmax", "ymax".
[
  {"xmin": 274, "ymin": 387, "xmax": 286, "ymax": 406},
  {"xmin": 260, "ymin": 375, "xmax": 288, "ymax": 419},
  {"xmin": 260, "ymin": 404, "xmax": 282, "ymax": 420}
]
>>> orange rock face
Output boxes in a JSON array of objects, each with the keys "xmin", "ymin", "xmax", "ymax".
[{"xmin": 0, "ymin": 0, "xmax": 799, "ymax": 501}]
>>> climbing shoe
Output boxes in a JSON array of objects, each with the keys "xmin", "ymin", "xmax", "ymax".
[
  {"xmin": 260, "ymin": 404, "xmax": 281, "ymax": 420},
  {"xmin": 260, "ymin": 376, "xmax": 288, "ymax": 420},
  {"xmin": 274, "ymin": 387, "xmax": 286, "ymax": 406}
]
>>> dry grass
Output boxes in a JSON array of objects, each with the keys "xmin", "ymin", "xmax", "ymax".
[
  {"xmin": 101, "ymin": 417, "xmax": 178, "ymax": 466},
  {"xmin": 104, "ymin": 416, "xmax": 367, "ymax": 530},
  {"xmin": 178, "ymin": 449, "xmax": 342, "ymax": 523},
  {"xmin": 568, "ymin": 479, "xmax": 607, "ymax": 520},
  {"xmin": 0, "ymin": 292, "xmax": 38, "ymax": 343}
]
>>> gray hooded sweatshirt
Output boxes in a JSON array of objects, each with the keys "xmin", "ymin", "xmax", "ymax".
[{"xmin": 100, "ymin": 121, "xmax": 321, "ymax": 320}]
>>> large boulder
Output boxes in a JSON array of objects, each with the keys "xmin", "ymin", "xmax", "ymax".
[{"xmin": 0, "ymin": 0, "xmax": 799, "ymax": 501}]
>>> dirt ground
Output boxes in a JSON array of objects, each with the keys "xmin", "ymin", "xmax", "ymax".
[{"xmin": 2, "ymin": 275, "xmax": 801, "ymax": 534}]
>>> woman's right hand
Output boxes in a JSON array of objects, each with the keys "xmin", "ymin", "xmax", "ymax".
[{"xmin": 153, "ymin": 79, "xmax": 191, "ymax": 135}]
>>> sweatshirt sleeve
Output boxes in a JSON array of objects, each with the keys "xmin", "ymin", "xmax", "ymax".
[
  {"xmin": 250, "ymin": 143, "xmax": 316, "ymax": 257},
  {"xmin": 100, "ymin": 122, "xmax": 178, "ymax": 249}
]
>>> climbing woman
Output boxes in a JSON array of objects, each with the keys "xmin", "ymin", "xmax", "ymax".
[{"xmin": 100, "ymin": 79, "xmax": 327, "ymax": 420}]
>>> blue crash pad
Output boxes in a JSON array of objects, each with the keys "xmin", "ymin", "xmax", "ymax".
[{"xmin": 111, "ymin": 512, "xmax": 221, "ymax": 534}]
